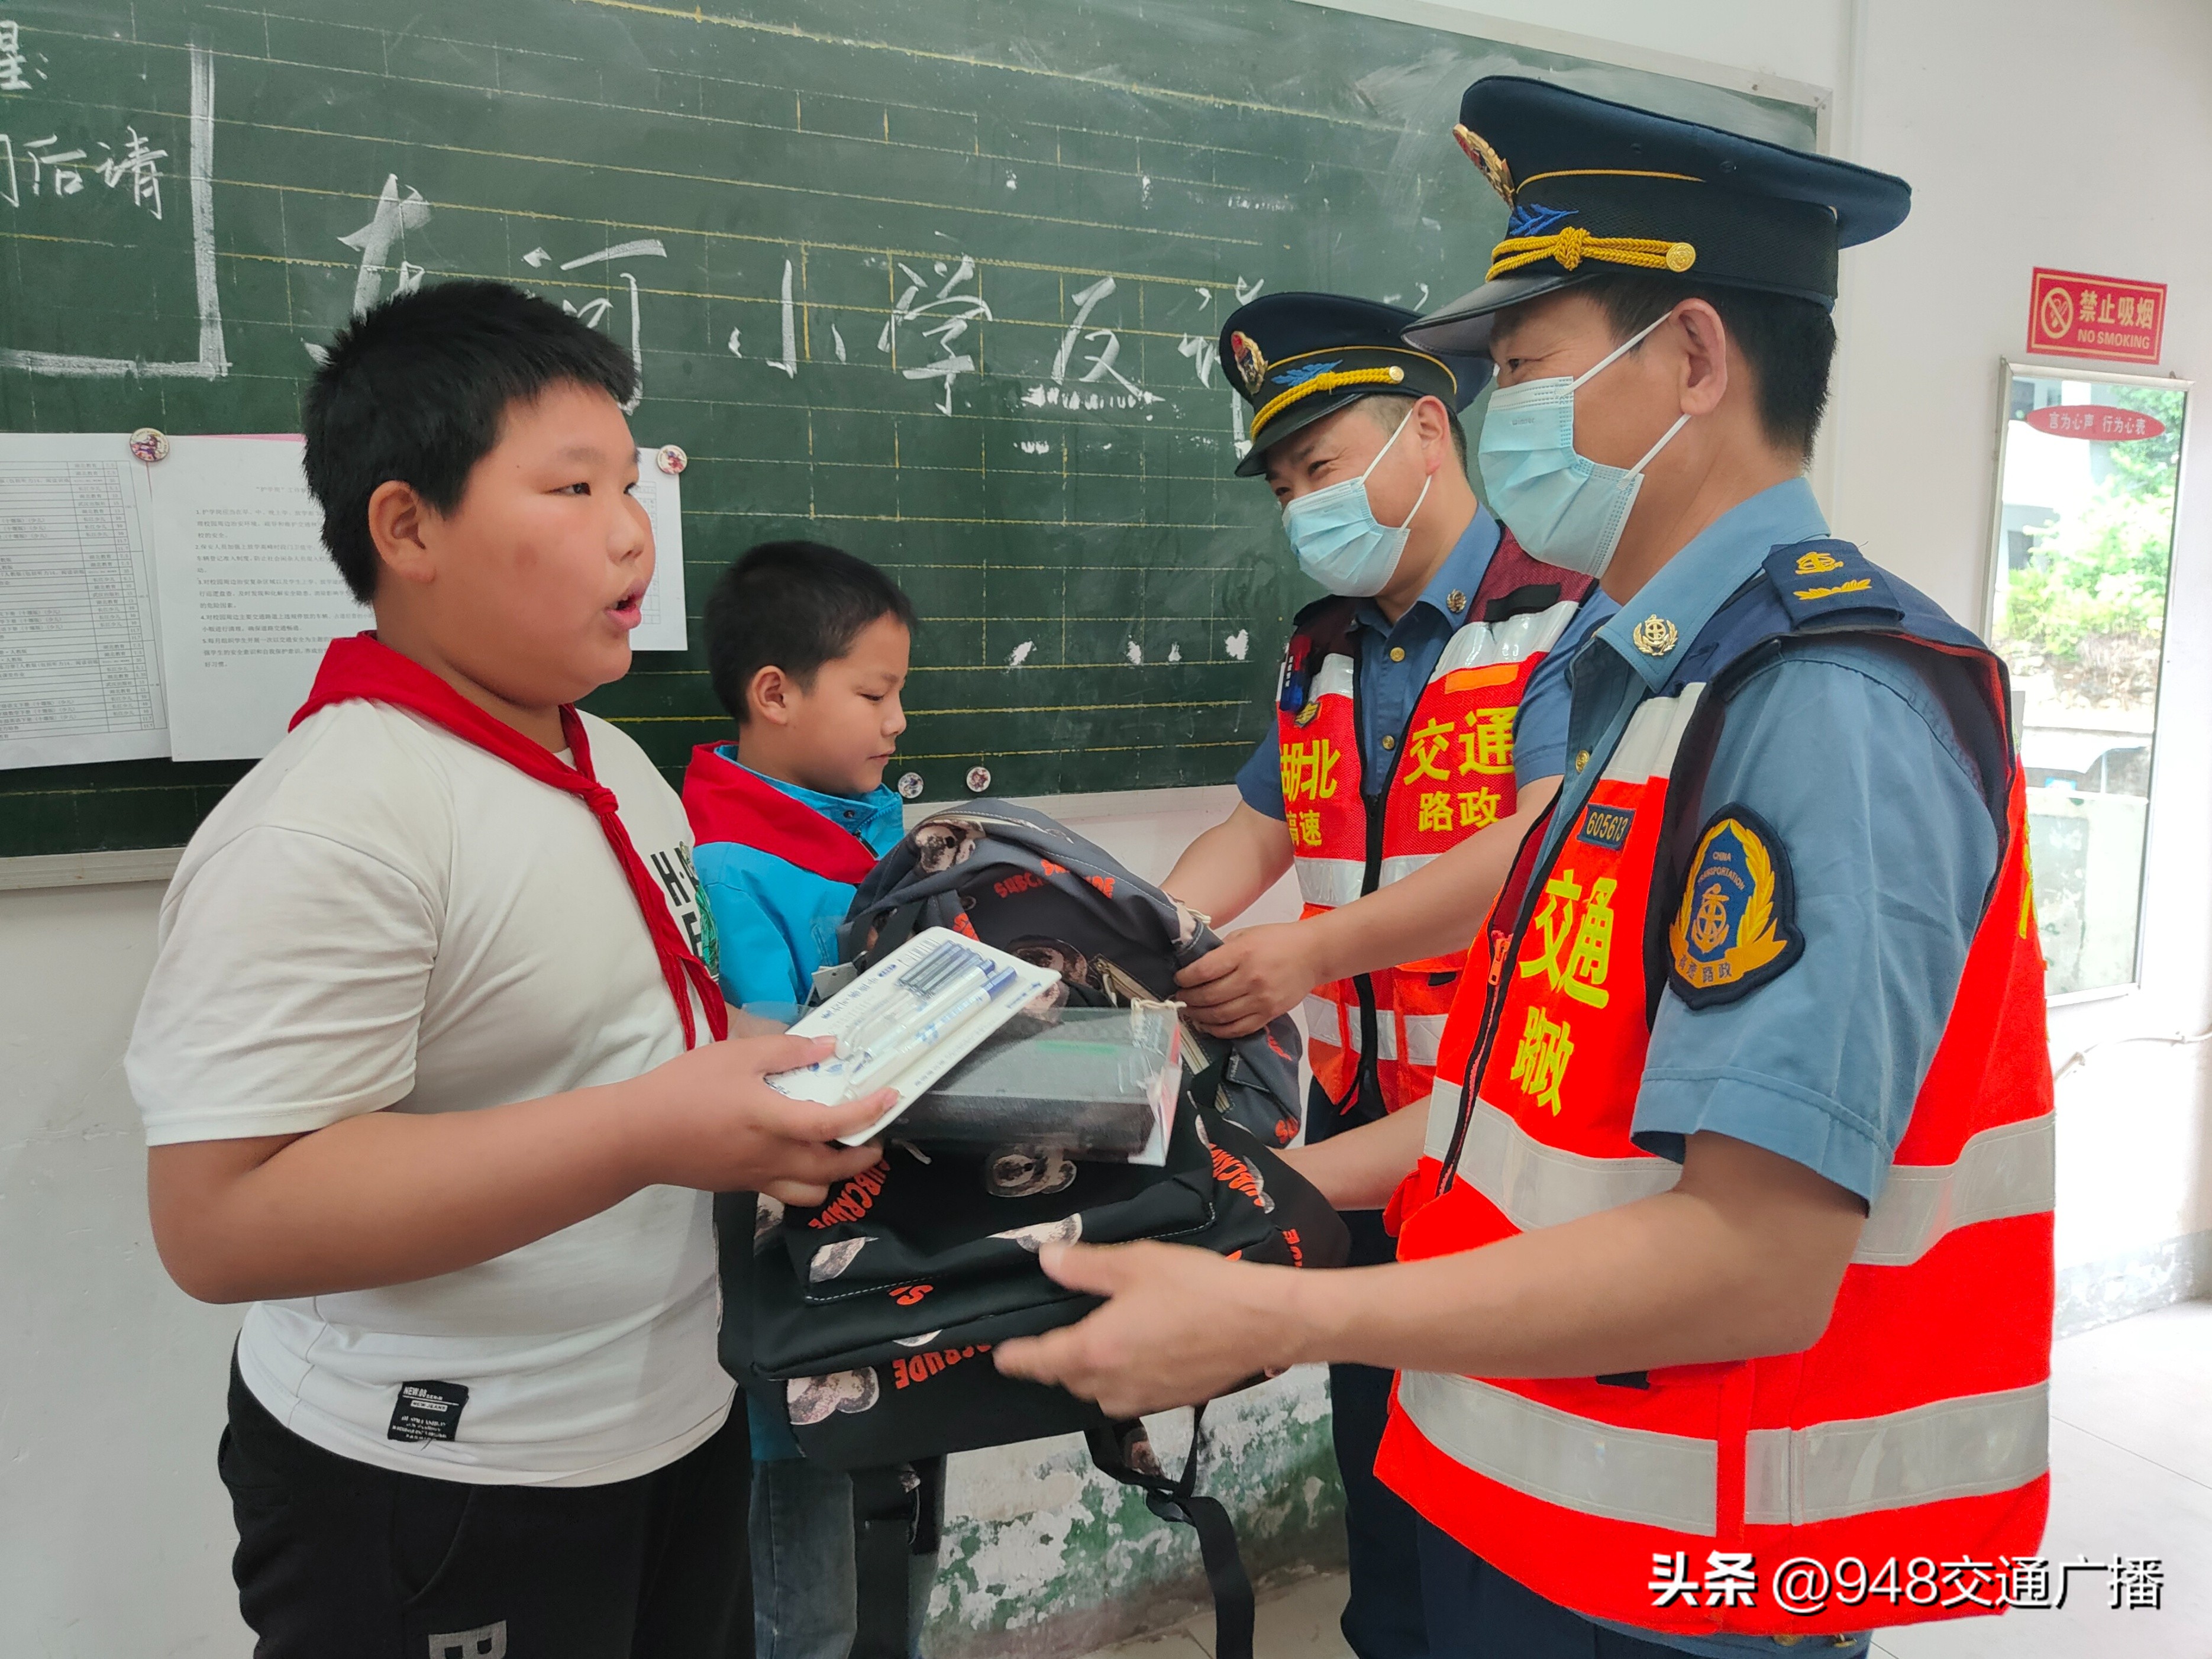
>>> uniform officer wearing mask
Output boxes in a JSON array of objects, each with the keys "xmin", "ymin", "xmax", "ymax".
[
  {"xmin": 1162, "ymin": 292, "xmax": 1612, "ymax": 1659},
  {"xmin": 1005, "ymin": 79, "xmax": 2053, "ymax": 1659}
]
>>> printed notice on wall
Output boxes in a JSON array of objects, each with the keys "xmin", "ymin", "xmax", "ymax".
[
  {"xmin": 0, "ymin": 434, "xmax": 170, "ymax": 770},
  {"xmin": 4, "ymin": 435, "xmax": 686, "ymax": 768},
  {"xmin": 147, "ymin": 436, "xmax": 373, "ymax": 761},
  {"xmin": 630, "ymin": 454, "xmax": 687, "ymax": 654}
]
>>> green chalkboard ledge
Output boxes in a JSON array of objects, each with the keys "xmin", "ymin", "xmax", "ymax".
[{"xmin": 0, "ymin": 847, "xmax": 186, "ymax": 893}]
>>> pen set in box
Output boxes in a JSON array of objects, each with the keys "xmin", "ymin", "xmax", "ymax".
[{"xmin": 767, "ymin": 928, "xmax": 1181, "ymax": 1163}]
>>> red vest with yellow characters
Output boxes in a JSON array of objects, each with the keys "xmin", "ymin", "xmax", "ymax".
[
  {"xmin": 1377, "ymin": 539, "xmax": 2054, "ymax": 1639},
  {"xmin": 1280, "ymin": 527, "xmax": 1596, "ymax": 1124}
]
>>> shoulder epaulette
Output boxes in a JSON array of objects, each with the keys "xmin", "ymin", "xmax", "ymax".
[{"xmin": 1762, "ymin": 537, "xmax": 1903, "ymax": 630}]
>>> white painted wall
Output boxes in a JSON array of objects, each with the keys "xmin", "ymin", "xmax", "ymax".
[{"xmin": 7, "ymin": 2, "xmax": 2212, "ymax": 1652}]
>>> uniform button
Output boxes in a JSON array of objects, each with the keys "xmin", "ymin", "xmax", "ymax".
[
  {"xmin": 1389, "ymin": 646, "xmax": 1406, "ymax": 663},
  {"xmin": 1381, "ymin": 734, "xmax": 1396, "ymax": 751},
  {"xmin": 1574, "ymin": 750, "xmax": 1590, "ymax": 772}
]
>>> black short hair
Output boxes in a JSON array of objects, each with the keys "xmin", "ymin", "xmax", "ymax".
[
  {"xmin": 1358, "ymin": 390, "xmax": 1470, "ymax": 467},
  {"xmin": 704, "ymin": 541, "xmax": 917, "ymax": 725},
  {"xmin": 1581, "ymin": 273, "xmax": 1837, "ymax": 460},
  {"xmin": 301, "ymin": 280, "xmax": 638, "ymax": 602}
]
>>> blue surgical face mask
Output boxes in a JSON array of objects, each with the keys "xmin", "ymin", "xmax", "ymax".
[
  {"xmin": 1476, "ymin": 311, "xmax": 1691, "ymax": 579},
  {"xmin": 1279, "ymin": 406, "xmax": 1433, "ymax": 597}
]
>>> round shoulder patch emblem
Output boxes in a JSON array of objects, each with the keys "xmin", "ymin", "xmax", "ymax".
[{"xmin": 1667, "ymin": 806, "xmax": 1804, "ymax": 1006}]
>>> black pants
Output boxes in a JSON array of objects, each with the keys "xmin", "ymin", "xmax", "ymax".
[
  {"xmin": 219, "ymin": 1361, "xmax": 753, "ymax": 1659},
  {"xmin": 1310, "ymin": 1079, "xmax": 1429, "ymax": 1659},
  {"xmin": 1415, "ymin": 1521, "xmax": 1685, "ymax": 1658}
]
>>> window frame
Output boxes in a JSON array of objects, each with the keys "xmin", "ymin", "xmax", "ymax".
[{"xmin": 1982, "ymin": 358, "xmax": 2194, "ymax": 1004}]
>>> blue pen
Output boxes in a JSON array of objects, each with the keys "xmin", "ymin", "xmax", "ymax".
[{"xmin": 838, "ymin": 963, "xmax": 1018, "ymax": 1101}]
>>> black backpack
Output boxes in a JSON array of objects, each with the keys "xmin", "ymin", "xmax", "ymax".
[{"xmin": 719, "ymin": 801, "xmax": 1348, "ymax": 1659}]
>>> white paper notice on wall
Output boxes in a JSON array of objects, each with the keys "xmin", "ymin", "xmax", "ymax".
[
  {"xmin": 0, "ymin": 434, "xmax": 172, "ymax": 770},
  {"xmin": 147, "ymin": 436, "xmax": 373, "ymax": 762},
  {"xmin": 630, "ymin": 451, "xmax": 687, "ymax": 652}
]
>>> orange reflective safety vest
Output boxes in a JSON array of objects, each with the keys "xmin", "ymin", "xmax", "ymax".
[
  {"xmin": 1377, "ymin": 540, "xmax": 2054, "ymax": 1639},
  {"xmin": 1279, "ymin": 527, "xmax": 1596, "ymax": 1123}
]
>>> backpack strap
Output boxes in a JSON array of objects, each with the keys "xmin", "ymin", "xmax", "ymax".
[{"xmin": 1086, "ymin": 1411, "xmax": 1256, "ymax": 1659}]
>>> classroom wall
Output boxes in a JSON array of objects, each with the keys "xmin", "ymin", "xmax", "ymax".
[{"xmin": 7, "ymin": 1, "xmax": 2212, "ymax": 1654}]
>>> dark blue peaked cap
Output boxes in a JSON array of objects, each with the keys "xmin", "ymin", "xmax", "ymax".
[
  {"xmin": 1219, "ymin": 292, "xmax": 1490, "ymax": 476},
  {"xmin": 1406, "ymin": 77, "xmax": 1912, "ymax": 354}
]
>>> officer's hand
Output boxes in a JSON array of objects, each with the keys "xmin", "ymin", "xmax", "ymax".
[
  {"xmin": 1174, "ymin": 922, "xmax": 1323, "ymax": 1038},
  {"xmin": 993, "ymin": 1241, "xmax": 1295, "ymax": 1416}
]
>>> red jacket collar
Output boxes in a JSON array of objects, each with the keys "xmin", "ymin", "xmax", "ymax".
[{"xmin": 682, "ymin": 744, "xmax": 879, "ymax": 886}]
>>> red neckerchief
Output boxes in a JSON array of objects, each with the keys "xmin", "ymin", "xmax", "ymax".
[
  {"xmin": 292, "ymin": 633, "xmax": 727, "ymax": 1048},
  {"xmin": 680, "ymin": 744, "xmax": 877, "ymax": 886}
]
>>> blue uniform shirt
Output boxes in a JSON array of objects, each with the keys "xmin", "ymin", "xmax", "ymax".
[
  {"xmin": 1542, "ymin": 479, "xmax": 2000, "ymax": 1659},
  {"xmin": 1235, "ymin": 506, "xmax": 1614, "ymax": 814}
]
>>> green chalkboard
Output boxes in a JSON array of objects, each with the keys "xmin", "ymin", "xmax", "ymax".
[{"xmin": 0, "ymin": 0, "xmax": 1816, "ymax": 857}]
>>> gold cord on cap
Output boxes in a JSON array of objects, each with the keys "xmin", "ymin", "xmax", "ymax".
[{"xmin": 1488, "ymin": 224, "xmax": 1698, "ymax": 282}]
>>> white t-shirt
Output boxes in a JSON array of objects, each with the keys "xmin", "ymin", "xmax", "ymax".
[{"xmin": 127, "ymin": 699, "xmax": 732, "ymax": 1486}]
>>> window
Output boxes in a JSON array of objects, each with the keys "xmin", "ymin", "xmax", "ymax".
[{"xmin": 1987, "ymin": 363, "xmax": 2190, "ymax": 996}]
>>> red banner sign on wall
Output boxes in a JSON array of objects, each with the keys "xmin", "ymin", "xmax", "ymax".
[
  {"xmin": 2022, "ymin": 404, "xmax": 2166, "ymax": 442},
  {"xmin": 2027, "ymin": 268, "xmax": 2167, "ymax": 364}
]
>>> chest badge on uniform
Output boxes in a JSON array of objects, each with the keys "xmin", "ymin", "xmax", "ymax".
[
  {"xmin": 1667, "ymin": 806, "xmax": 1804, "ymax": 1006},
  {"xmin": 1296, "ymin": 698, "xmax": 1322, "ymax": 727},
  {"xmin": 1632, "ymin": 615, "xmax": 1678, "ymax": 657}
]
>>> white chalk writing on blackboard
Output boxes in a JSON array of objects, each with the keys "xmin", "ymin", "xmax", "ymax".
[
  {"xmin": 1026, "ymin": 276, "xmax": 1160, "ymax": 412},
  {"xmin": 0, "ymin": 45, "xmax": 224, "ymax": 379},
  {"xmin": 0, "ymin": 20, "xmax": 34, "ymax": 92},
  {"xmin": 880, "ymin": 256, "xmax": 991, "ymax": 414}
]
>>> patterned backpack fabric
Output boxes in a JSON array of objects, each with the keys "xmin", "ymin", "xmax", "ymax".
[
  {"xmin": 839, "ymin": 797, "xmax": 1306, "ymax": 1148},
  {"xmin": 719, "ymin": 801, "xmax": 1346, "ymax": 1659}
]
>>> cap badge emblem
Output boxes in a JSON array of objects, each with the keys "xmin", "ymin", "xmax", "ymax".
[
  {"xmin": 1452, "ymin": 123, "xmax": 1515, "ymax": 204},
  {"xmin": 1632, "ymin": 615, "xmax": 1679, "ymax": 657},
  {"xmin": 1228, "ymin": 331, "xmax": 1268, "ymax": 396}
]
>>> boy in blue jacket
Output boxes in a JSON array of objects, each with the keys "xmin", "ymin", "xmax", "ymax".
[{"xmin": 684, "ymin": 541, "xmax": 924, "ymax": 1659}]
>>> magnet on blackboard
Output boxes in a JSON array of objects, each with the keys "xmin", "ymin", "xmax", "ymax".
[
  {"xmin": 965, "ymin": 766, "xmax": 992, "ymax": 793},
  {"xmin": 128, "ymin": 428, "xmax": 169, "ymax": 463},
  {"xmin": 655, "ymin": 444, "xmax": 687, "ymax": 475},
  {"xmin": 898, "ymin": 772, "xmax": 926, "ymax": 801}
]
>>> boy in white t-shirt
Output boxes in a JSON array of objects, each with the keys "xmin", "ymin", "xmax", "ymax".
[{"xmin": 127, "ymin": 280, "xmax": 889, "ymax": 1659}]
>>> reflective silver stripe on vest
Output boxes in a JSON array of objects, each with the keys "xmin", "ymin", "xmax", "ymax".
[
  {"xmin": 1380, "ymin": 852, "xmax": 1438, "ymax": 887},
  {"xmin": 1453, "ymin": 1095, "xmax": 2055, "ymax": 1266},
  {"xmin": 1341, "ymin": 1014, "xmax": 1400, "ymax": 1061},
  {"xmin": 1427, "ymin": 599, "xmax": 1581, "ymax": 682},
  {"xmin": 1743, "ymin": 1382, "xmax": 2049, "ymax": 1525},
  {"xmin": 1404, "ymin": 1012, "xmax": 1449, "ymax": 1067},
  {"xmin": 1312, "ymin": 652, "xmax": 1357, "ymax": 701},
  {"xmin": 1456, "ymin": 1094, "xmax": 1683, "ymax": 1228},
  {"xmin": 1397, "ymin": 1370, "xmax": 1717, "ymax": 1534},
  {"xmin": 1302, "ymin": 995, "xmax": 1342, "ymax": 1047},
  {"xmin": 1423, "ymin": 1075, "xmax": 1460, "ymax": 1160},
  {"xmin": 1600, "ymin": 683, "xmax": 1707, "ymax": 783},
  {"xmin": 1852, "ymin": 1115, "xmax": 2056, "ymax": 1266},
  {"xmin": 1295, "ymin": 856, "xmax": 1365, "ymax": 908}
]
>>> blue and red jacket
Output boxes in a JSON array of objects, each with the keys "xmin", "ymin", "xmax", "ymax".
[{"xmin": 682, "ymin": 743, "xmax": 906, "ymax": 1011}]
